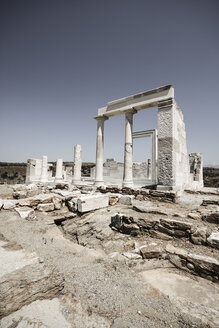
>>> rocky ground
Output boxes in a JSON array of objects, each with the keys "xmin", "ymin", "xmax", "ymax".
[{"xmin": 0, "ymin": 183, "xmax": 218, "ymax": 328}]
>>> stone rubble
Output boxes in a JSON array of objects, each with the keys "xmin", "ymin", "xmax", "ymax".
[
  {"xmin": 110, "ymin": 211, "xmax": 217, "ymax": 249},
  {"xmin": 15, "ymin": 207, "xmax": 36, "ymax": 220},
  {"xmin": 207, "ymin": 232, "xmax": 219, "ymax": 249}
]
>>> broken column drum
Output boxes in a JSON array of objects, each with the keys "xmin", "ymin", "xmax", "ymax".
[{"xmin": 73, "ymin": 144, "xmax": 82, "ymax": 184}]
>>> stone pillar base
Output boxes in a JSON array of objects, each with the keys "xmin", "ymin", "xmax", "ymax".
[
  {"xmin": 156, "ymin": 185, "xmax": 180, "ymax": 192},
  {"xmin": 40, "ymin": 178, "xmax": 48, "ymax": 183},
  {"xmin": 94, "ymin": 180, "xmax": 104, "ymax": 187},
  {"xmin": 73, "ymin": 180, "xmax": 82, "ymax": 185},
  {"xmin": 122, "ymin": 180, "xmax": 134, "ymax": 188},
  {"xmin": 55, "ymin": 179, "xmax": 63, "ymax": 183}
]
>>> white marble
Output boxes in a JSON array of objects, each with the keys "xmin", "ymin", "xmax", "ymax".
[
  {"xmin": 122, "ymin": 110, "xmax": 135, "ymax": 187},
  {"xmin": 77, "ymin": 194, "xmax": 109, "ymax": 213},
  {"xmin": 94, "ymin": 117, "xmax": 108, "ymax": 186},
  {"xmin": 40, "ymin": 155, "xmax": 48, "ymax": 182},
  {"xmin": 73, "ymin": 145, "xmax": 82, "ymax": 184},
  {"xmin": 55, "ymin": 158, "xmax": 63, "ymax": 183}
]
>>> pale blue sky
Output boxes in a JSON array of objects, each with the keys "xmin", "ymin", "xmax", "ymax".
[{"xmin": 0, "ymin": 0, "xmax": 218, "ymax": 165}]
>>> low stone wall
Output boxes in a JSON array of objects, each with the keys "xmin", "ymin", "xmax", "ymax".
[
  {"xmin": 110, "ymin": 213, "xmax": 219, "ymax": 282},
  {"xmin": 98, "ymin": 186, "xmax": 177, "ymax": 203}
]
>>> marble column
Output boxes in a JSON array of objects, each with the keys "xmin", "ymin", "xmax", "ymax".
[
  {"xmin": 73, "ymin": 144, "xmax": 82, "ymax": 184},
  {"xmin": 94, "ymin": 116, "xmax": 108, "ymax": 186},
  {"xmin": 40, "ymin": 155, "xmax": 48, "ymax": 182},
  {"xmin": 122, "ymin": 110, "xmax": 136, "ymax": 188},
  {"xmin": 147, "ymin": 159, "xmax": 151, "ymax": 179},
  {"xmin": 55, "ymin": 158, "xmax": 63, "ymax": 183}
]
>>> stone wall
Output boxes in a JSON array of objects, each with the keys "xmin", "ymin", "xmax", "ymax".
[
  {"xmin": 158, "ymin": 99, "xmax": 193, "ymax": 190},
  {"xmin": 91, "ymin": 159, "xmax": 150, "ymax": 185}
]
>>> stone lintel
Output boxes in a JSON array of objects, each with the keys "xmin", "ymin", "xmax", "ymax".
[{"xmin": 95, "ymin": 85, "xmax": 174, "ymax": 118}]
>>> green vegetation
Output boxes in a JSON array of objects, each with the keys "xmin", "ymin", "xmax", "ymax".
[{"xmin": 203, "ymin": 167, "xmax": 219, "ymax": 188}]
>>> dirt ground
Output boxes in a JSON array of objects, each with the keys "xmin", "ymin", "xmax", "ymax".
[{"xmin": 0, "ymin": 185, "xmax": 218, "ymax": 328}]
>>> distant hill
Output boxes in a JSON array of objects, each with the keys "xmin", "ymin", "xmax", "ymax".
[{"xmin": 0, "ymin": 162, "xmax": 95, "ymax": 184}]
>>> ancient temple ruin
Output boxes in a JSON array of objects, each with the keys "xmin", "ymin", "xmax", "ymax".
[
  {"xmin": 94, "ymin": 85, "xmax": 203, "ymax": 191},
  {"xmin": 25, "ymin": 85, "xmax": 203, "ymax": 191}
]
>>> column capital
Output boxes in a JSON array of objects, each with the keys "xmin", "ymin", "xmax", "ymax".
[
  {"xmin": 94, "ymin": 115, "xmax": 109, "ymax": 122},
  {"xmin": 125, "ymin": 108, "xmax": 137, "ymax": 116}
]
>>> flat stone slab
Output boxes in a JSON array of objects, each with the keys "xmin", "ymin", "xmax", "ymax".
[
  {"xmin": 37, "ymin": 203, "xmax": 55, "ymax": 212},
  {"xmin": 15, "ymin": 207, "xmax": 36, "ymax": 220},
  {"xmin": 1, "ymin": 298, "xmax": 71, "ymax": 328},
  {"xmin": 0, "ymin": 240, "xmax": 38, "ymax": 278},
  {"xmin": 77, "ymin": 194, "xmax": 109, "ymax": 213},
  {"xmin": 0, "ymin": 263, "xmax": 64, "ymax": 318},
  {"xmin": 141, "ymin": 268, "xmax": 219, "ymax": 327},
  {"xmin": 3, "ymin": 200, "xmax": 19, "ymax": 210}
]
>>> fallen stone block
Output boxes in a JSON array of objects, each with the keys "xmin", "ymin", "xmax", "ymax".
[
  {"xmin": 0, "ymin": 264, "xmax": 64, "ymax": 318},
  {"xmin": 140, "ymin": 244, "xmax": 163, "ymax": 259},
  {"xmin": 187, "ymin": 253, "xmax": 219, "ymax": 276},
  {"xmin": 122, "ymin": 252, "xmax": 142, "ymax": 260},
  {"xmin": 15, "ymin": 207, "xmax": 36, "ymax": 220},
  {"xmin": 13, "ymin": 190, "xmax": 28, "ymax": 199},
  {"xmin": 111, "ymin": 213, "xmax": 125, "ymax": 230},
  {"xmin": 165, "ymin": 244, "xmax": 188, "ymax": 258},
  {"xmin": 52, "ymin": 196, "xmax": 63, "ymax": 210},
  {"xmin": 136, "ymin": 217, "xmax": 159, "ymax": 229},
  {"xmin": 67, "ymin": 199, "xmax": 78, "ymax": 212},
  {"xmin": 0, "ymin": 200, "xmax": 3, "ymax": 210},
  {"xmin": 149, "ymin": 229, "xmax": 173, "ymax": 241},
  {"xmin": 119, "ymin": 195, "xmax": 134, "ymax": 205},
  {"xmin": 122, "ymin": 223, "xmax": 140, "ymax": 235},
  {"xmin": 207, "ymin": 232, "xmax": 219, "ymax": 249},
  {"xmin": 19, "ymin": 194, "xmax": 54, "ymax": 207},
  {"xmin": 201, "ymin": 212, "xmax": 219, "ymax": 224},
  {"xmin": 3, "ymin": 200, "xmax": 18, "ymax": 210},
  {"xmin": 202, "ymin": 200, "xmax": 219, "ymax": 206},
  {"xmin": 133, "ymin": 204, "xmax": 168, "ymax": 215},
  {"xmin": 109, "ymin": 197, "xmax": 119, "ymax": 206},
  {"xmin": 166, "ymin": 245, "xmax": 219, "ymax": 281},
  {"xmin": 37, "ymin": 203, "xmax": 55, "ymax": 212},
  {"xmin": 135, "ymin": 194, "xmax": 144, "ymax": 201},
  {"xmin": 160, "ymin": 218, "xmax": 192, "ymax": 231},
  {"xmin": 190, "ymin": 226, "xmax": 207, "ymax": 245},
  {"xmin": 188, "ymin": 213, "xmax": 201, "ymax": 220},
  {"xmin": 52, "ymin": 189, "xmax": 81, "ymax": 199},
  {"xmin": 55, "ymin": 183, "xmax": 68, "ymax": 190},
  {"xmin": 157, "ymin": 224, "xmax": 187, "ymax": 238},
  {"xmin": 107, "ymin": 193, "xmax": 121, "ymax": 206},
  {"xmin": 77, "ymin": 194, "xmax": 109, "ymax": 213}
]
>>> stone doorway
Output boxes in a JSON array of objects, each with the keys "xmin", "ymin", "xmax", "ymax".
[{"xmin": 132, "ymin": 129, "xmax": 157, "ymax": 186}]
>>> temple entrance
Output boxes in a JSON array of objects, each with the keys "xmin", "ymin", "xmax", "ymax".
[{"xmin": 132, "ymin": 129, "xmax": 157, "ymax": 186}]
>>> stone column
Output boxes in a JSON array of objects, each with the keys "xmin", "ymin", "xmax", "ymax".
[
  {"xmin": 40, "ymin": 155, "xmax": 48, "ymax": 182},
  {"xmin": 147, "ymin": 159, "xmax": 151, "ymax": 179},
  {"xmin": 94, "ymin": 116, "xmax": 108, "ymax": 186},
  {"xmin": 55, "ymin": 158, "xmax": 63, "ymax": 183},
  {"xmin": 122, "ymin": 110, "xmax": 136, "ymax": 188},
  {"xmin": 73, "ymin": 144, "xmax": 82, "ymax": 184}
]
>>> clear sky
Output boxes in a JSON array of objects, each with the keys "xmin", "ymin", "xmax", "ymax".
[{"xmin": 0, "ymin": 0, "xmax": 218, "ymax": 165}]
